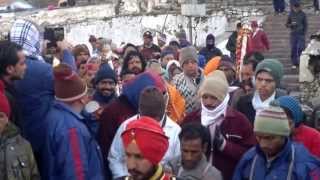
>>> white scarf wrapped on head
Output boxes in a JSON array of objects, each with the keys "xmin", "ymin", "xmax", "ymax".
[{"xmin": 201, "ymin": 93, "xmax": 230, "ymax": 127}]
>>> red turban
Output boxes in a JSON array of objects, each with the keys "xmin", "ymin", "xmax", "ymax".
[{"xmin": 121, "ymin": 116, "xmax": 169, "ymax": 165}]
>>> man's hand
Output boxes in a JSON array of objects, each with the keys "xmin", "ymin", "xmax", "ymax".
[{"xmin": 0, "ymin": 112, "xmax": 9, "ymax": 134}]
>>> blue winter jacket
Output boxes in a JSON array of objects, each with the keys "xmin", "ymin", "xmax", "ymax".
[
  {"xmin": 14, "ymin": 50, "xmax": 76, "ymax": 153},
  {"xmin": 42, "ymin": 101, "xmax": 105, "ymax": 180},
  {"xmin": 233, "ymin": 139, "xmax": 320, "ymax": 180}
]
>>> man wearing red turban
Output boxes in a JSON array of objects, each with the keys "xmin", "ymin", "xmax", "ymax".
[{"xmin": 121, "ymin": 116, "xmax": 174, "ymax": 180}]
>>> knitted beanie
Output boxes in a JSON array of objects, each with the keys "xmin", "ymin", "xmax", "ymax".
[
  {"xmin": 255, "ymin": 59, "xmax": 284, "ymax": 86},
  {"xmin": 199, "ymin": 70, "xmax": 229, "ymax": 102},
  {"xmin": 179, "ymin": 46, "xmax": 198, "ymax": 66},
  {"xmin": 54, "ymin": 63, "xmax": 87, "ymax": 102},
  {"xmin": 277, "ymin": 96, "xmax": 304, "ymax": 126},
  {"xmin": 254, "ymin": 102, "xmax": 290, "ymax": 136},
  {"xmin": 94, "ymin": 63, "xmax": 116, "ymax": 85}
]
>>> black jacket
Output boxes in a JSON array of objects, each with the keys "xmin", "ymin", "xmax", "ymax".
[{"xmin": 236, "ymin": 89, "xmax": 287, "ymax": 123}]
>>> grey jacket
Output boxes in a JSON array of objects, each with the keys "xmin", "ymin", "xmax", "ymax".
[
  {"xmin": 286, "ymin": 10, "xmax": 308, "ymax": 35},
  {"xmin": 166, "ymin": 155, "xmax": 223, "ymax": 180},
  {"xmin": 0, "ymin": 123, "xmax": 40, "ymax": 180}
]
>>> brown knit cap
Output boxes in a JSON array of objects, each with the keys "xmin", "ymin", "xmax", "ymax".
[{"xmin": 54, "ymin": 63, "xmax": 87, "ymax": 102}]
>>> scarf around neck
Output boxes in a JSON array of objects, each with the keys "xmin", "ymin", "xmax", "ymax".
[
  {"xmin": 201, "ymin": 93, "xmax": 230, "ymax": 127},
  {"xmin": 252, "ymin": 91, "xmax": 276, "ymax": 114}
]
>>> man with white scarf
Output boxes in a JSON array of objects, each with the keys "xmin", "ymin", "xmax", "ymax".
[
  {"xmin": 183, "ymin": 70, "xmax": 256, "ymax": 180},
  {"xmin": 236, "ymin": 59, "xmax": 287, "ymax": 123}
]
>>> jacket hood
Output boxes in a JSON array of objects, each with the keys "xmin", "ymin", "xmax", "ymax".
[{"xmin": 122, "ymin": 71, "xmax": 166, "ymax": 109}]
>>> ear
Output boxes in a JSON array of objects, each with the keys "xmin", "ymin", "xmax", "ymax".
[{"xmin": 6, "ymin": 65, "xmax": 14, "ymax": 75}]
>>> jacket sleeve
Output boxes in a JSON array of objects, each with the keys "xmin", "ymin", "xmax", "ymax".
[
  {"xmin": 302, "ymin": 13, "xmax": 308, "ymax": 35},
  {"xmin": 56, "ymin": 128, "xmax": 90, "ymax": 180},
  {"xmin": 61, "ymin": 50, "xmax": 77, "ymax": 71},
  {"xmin": 261, "ymin": 32, "xmax": 270, "ymax": 50},
  {"xmin": 232, "ymin": 156, "xmax": 247, "ymax": 180},
  {"xmin": 221, "ymin": 117, "xmax": 256, "ymax": 161},
  {"xmin": 25, "ymin": 139, "xmax": 41, "ymax": 180},
  {"xmin": 108, "ymin": 123, "xmax": 129, "ymax": 179}
]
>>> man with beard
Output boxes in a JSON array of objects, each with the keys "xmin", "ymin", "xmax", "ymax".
[
  {"xmin": 122, "ymin": 51, "xmax": 146, "ymax": 75},
  {"xmin": 121, "ymin": 116, "xmax": 175, "ymax": 180},
  {"xmin": 199, "ymin": 34, "xmax": 222, "ymax": 63},
  {"xmin": 183, "ymin": 70, "xmax": 255, "ymax": 180},
  {"xmin": 93, "ymin": 63, "xmax": 117, "ymax": 106},
  {"xmin": 0, "ymin": 41, "xmax": 26, "ymax": 125},
  {"xmin": 236, "ymin": 59, "xmax": 287, "ymax": 123},
  {"xmin": 167, "ymin": 123, "xmax": 222, "ymax": 180},
  {"xmin": 233, "ymin": 103, "xmax": 320, "ymax": 180},
  {"xmin": 140, "ymin": 31, "xmax": 161, "ymax": 62}
]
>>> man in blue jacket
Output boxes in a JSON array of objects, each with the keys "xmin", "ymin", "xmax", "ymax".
[
  {"xmin": 233, "ymin": 102, "xmax": 320, "ymax": 180},
  {"xmin": 42, "ymin": 63, "xmax": 104, "ymax": 180},
  {"xmin": 9, "ymin": 19, "xmax": 76, "ymax": 167}
]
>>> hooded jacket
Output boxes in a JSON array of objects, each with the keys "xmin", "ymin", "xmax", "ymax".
[
  {"xmin": 199, "ymin": 34, "xmax": 223, "ymax": 62},
  {"xmin": 98, "ymin": 72, "xmax": 166, "ymax": 179},
  {"xmin": 233, "ymin": 140, "xmax": 320, "ymax": 180},
  {"xmin": 10, "ymin": 19, "xmax": 76, "ymax": 155},
  {"xmin": 0, "ymin": 123, "xmax": 40, "ymax": 180}
]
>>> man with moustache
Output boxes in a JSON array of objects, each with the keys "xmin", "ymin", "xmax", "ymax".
[
  {"xmin": 93, "ymin": 63, "xmax": 117, "ymax": 107},
  {"xmin": 236, "ymin": 59, "xmax": 287, "ymax": 123},
  {"xmin": 121, "ymin": 117, "xmax": 175, "ymax": 180},
  {"xmin": 122, "ymin": 51, "xmax": 146, "ymax": 75}
]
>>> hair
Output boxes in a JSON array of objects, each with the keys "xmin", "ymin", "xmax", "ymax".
[
  {"xmin": 120, "ymin": 69, "xmax": 135, "ymax": 79},
  {"xmin": 73, "ymin": 44, "xmax": 90, "ymax": 57},
  {"xmin": 236, "ymin": 22, "xmax": 242, "ymax": 29},
  {"xmin": 89, "ymin": 35, "xmax": 97, "ymax": 43},
  {"xmin": 138, "ymin": 86, "xmax": 165, "ymax": 121},
  {"xmin": 243, "ymin": 52, "xmax": 264, "ymax": 71},
  {"xmin": 179, "ymin": 123, "xmax": 210, "ymax": 146},
  {"xmin": 122, "ymin": 51, "xmax": 146, "ymax": 73},
  {"xmin": 0, "ymin": 40, "xmax": 23, "ymax": 77}
]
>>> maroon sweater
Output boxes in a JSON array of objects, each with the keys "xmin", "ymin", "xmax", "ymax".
[{"xmin": 183, "ymin": 107, "xmax": 256, "ymax": 180}]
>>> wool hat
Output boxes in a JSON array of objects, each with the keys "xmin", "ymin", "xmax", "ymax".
[
  {"xmin": 179, "ymin": 46, "xmax": 198, "ymax": 66},
  {"xmin": 121, "ymin": 116, "xmax": 169, "ymax": 165},
  {"xmin": 94, "ymin": 63, "xmax": 116, "ymax": 85},
  {"xmin": 199, "ymin": 70, "xmax": 229, "ymax": 102},
  {"xmin": 143, "ymin": 31, "xmax": 153, "ymax": 39},
  {"xmin": 0, "ymin": 80, "xmax": 11, "ymax": 117},
  {"xmin": 161, "ymin": 47, "xmax": 175, "ymax": 59},
  {"xmin": 54, "ymin": 63, "xmax": 87, "ymax": 102},
  {"xmin": 277, "ymin": 96, "xmax": 304, "ymax": 126},
  {"xmin": 255, "ymin": 59, "xmax": 284, "ymax": 86},
  {"xmin": 254, "ymin": 102, "xmax": 290, "ymax": 136}
]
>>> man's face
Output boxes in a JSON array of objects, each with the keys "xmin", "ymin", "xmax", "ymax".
[
  {"xmin": 181, "ymin": 138, "xmax": 205, "ymax": 170},
  {"xmin": 78, "ymin": 63, "xmax": 87, "ymax": 78},
  {"xmin": 201, "ymin": 93, "xmax": 222, "ymax": 110},
  {"xmin": 128, "ymin": 56, "xmax": 143, "ymax": 75},
  {"xmin": 7, "ymin": 50, "xmax": 27, "ymax": 80},
  {"xmin": 241, "ymin": 64, "xmax": 254, "ymax": 81},
  {"xmin": 161, "ymin": 54, "xmax": 175, "ymax": 68},
  {"xmin": 218, "ymin": 65, "xmax": 235, "ymax": 84},
  {"xmin": 182, "ymin": 59, "xmax": 198, "ymax": 78},
  {"xmin": 255, "ymin": 132, "xmax": 285, "ymax": 158},
  {"xmin": 126, "ymin": 142, "xmax": 156, "ymax": 180},
  {"xmin": 96, "ymin": 79, "xmax": 116, "ymax": 97},
  {"xmin": 76, "ymin": 52, "xmax": 89, "ymax": 64},
  {"xmin": 255, "ymin": 71, "xmax": 276, "ymax": 101},
  {"xmin": 84, "ymin": 70, "xmax": 97, "ymax": 88},
  {"xmin": 143, "ymin": 37, "xmax": 152, "ymax": 46}
]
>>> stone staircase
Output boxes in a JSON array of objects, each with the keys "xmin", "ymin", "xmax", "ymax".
[{"xmin": 263, "ymin": 12, "xmax": 320, "ymax": 96}]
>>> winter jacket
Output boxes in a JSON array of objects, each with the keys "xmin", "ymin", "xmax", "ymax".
[
  {"xmin": 250, "ymin": 29, "xmax": 270, "ymax": 53},
  {"xmin": 236, "ymin": 89, "xmax": 287, "ymax": 124},
  {"xmin": 293, "ymin": 124, "xmax": 320, "ymax": 158},
  {"xmin": 226, "ymin": 31, "xmax": 238, "ymax": 54},
  {"xmin": 183, "ymin": 107, "xmax": 256, "ymax": 180},
  {"xmin": 140, "ymin": 44, "xmax": 161, "ymax": 61},
  {"xmin": 166, "ymin": 83, "xmax": 185, "ymax": 124},
  {"xmin": 233, "ymin": 140, "xmax": 320, "ymax": 180},
  {"xmin": 286, "ymin": 10, "xmax": 308, "ymax": 35},
  {"xmin": 14, "ymin": 50, "xmax": 76, "ymax": 153},
  {"xmin": 0, "ymin": 123, "xmax": 40, "ymax": 180},
  {"xmin": 41, "ymin": 101, "xmax": 104, "ymax": 180},
  {"xmin": 199, "ymin": 47, "xmax": 223, "ymax": 63}
]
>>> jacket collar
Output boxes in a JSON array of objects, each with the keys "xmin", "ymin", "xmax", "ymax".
[
  {"xmin": 54, "ymin": 101, "xmax": 84, "ymax": 120},
  {"xmin": 256, "ymin": 138, "xmax": 292, "ymax": 163}
]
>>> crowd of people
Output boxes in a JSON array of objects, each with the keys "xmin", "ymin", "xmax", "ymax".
[{"xmin": 0, "ymin": 2, "xmax": 320, "ymax": 180}]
